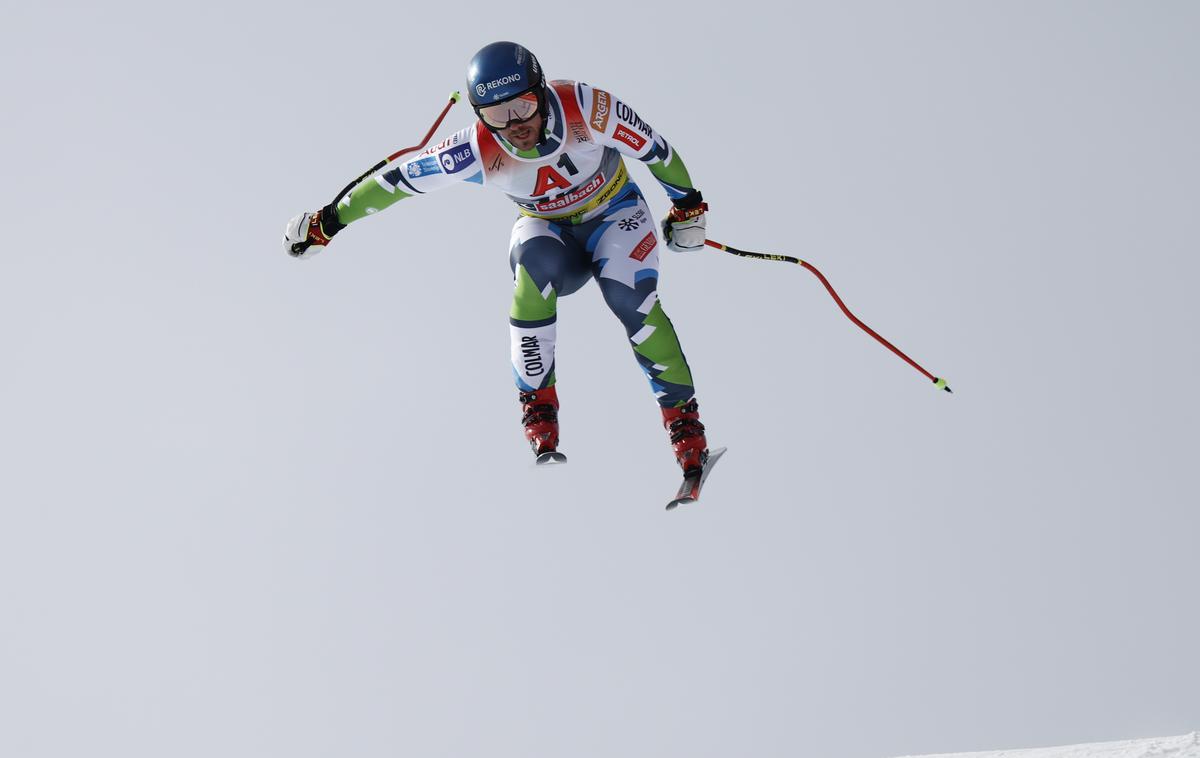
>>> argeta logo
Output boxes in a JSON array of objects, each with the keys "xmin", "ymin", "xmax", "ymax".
[{"xmin": 590, "ymin": 89, "xmax": 611, "ymax": 132}]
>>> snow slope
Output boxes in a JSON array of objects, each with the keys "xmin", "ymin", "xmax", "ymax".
[{"xmin": 898, "ymin": 734, "xmax": 1200, "ymax": 758}]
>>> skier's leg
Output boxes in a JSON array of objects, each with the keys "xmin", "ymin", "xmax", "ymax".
[
  {"xmin": 587, "ymin": 192, "xmax": 709, "ymax": 472},
  {"xmin": 587, "ymin": 194, "xmax": 696, "ymax": 408},
  {"xmin": 508, "ymin": 215, "xmax": 591, "ymax": 392},
  {"xmin": 509, "ymin": 216, "xmax": 590, "ymax": 456}
]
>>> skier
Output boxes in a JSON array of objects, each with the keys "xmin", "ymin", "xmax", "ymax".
[{"xmin": 284, "ymin": 41, "xmax": 715, "ymax": 487}]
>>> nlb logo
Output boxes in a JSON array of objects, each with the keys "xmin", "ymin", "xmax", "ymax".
[{"xmin": 440, "ymin": 144, "xmax": 476, "ymax": 174}]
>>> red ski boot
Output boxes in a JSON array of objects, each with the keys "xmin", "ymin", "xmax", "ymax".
[
  {"xmin": 662, "ymin": 398, "xmax": 726, "ymax": 509},
  {"xmin": 661, "ymin": 398, "xmax": 709, "ymax": 474},
  {"xmin": 520, "ymin": 386, "xmax": 566, "ymax": 464}
]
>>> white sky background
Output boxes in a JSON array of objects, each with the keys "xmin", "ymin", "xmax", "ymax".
[{"xmin": 2, "ymin": 1, "xmax": 1197, "ymax": 757}]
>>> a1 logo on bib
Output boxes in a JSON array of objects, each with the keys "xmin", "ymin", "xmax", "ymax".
[{"xmin": 533, "ymin": 166, "xmax": 572, "ymax": 196}]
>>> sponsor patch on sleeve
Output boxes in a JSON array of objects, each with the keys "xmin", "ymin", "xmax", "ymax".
[
  {"xmin": 615, "ymin": 101, "xmax": 653, "ymax": 136},
  {"xmin": 589, "ymin": 88, "xmax": 611, "ymax": 133},
  {"xmin": 418, "ymin": 127, "xmax": 469, "ymax": 157},
  {"xmin": 612, "ymin": 124, "xmax": 646, "ymax": 152},
  {"xmin": 407, "ymin": 156, "xmax": 443, "ymax": 178},
  {"xmin": 439, "ymin": 144, "xmax": 477, "ymax": 174}
]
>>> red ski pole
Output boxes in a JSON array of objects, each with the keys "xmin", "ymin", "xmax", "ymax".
[{"xmin": 704, "ymin": 239, "xmax": 952, "ymax": 393}]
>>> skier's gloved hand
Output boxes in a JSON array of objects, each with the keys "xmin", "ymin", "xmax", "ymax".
[
  {"xmin": 283, "ymin": 204, "xmax": 345, "ymax": 258},
  {"xmin": 661, "ymin": 189, "xmax": 708, "ymax": 253}
]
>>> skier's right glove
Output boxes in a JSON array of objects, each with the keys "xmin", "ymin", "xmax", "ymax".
[
  {"xmin": 283, "ymin": 204, "xmax": 345, "ymax": 258},
  {"xmin": 662, "ymin": 190, "xmax": 708, "ymax": 253}
]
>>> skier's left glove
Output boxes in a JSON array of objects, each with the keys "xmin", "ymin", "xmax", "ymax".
[
  {"xmin": 661, "ymin": 190, "xmax": 708, "ymax": 253},
  {"xmin": 283, "ymin": 204, "xmax": 345, "ymax": 258}
]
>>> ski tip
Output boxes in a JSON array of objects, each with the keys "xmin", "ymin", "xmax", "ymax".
[
  {"xmin": 535, "ymin": 451, "xmax": 568, "ymax": 465},
  {"xmin": 666, "ymin": 497, "xmax": 695, "ymax": 511},
  {"xmin": 934, "ymin": 377, "xmax": 952, "ymax": 393}
]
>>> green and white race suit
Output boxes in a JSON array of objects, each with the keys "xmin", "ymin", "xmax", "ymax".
[{"xmin": 333, "ymin": 80, "xmax": 700, "ymax": 407}]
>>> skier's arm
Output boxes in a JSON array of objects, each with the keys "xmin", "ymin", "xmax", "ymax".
[
  {"xmin": 336, "ymin": 124, "xmax": 484, "ymax": 222},
  {"xmin": 579, "ymin": 83, "xmax": 696, "ymax": 200},
  {"xmin": 284, "ymin": 125, "xmax": 485, "ymax": 256},
  {"xmin": 578, "ymin": 84, "xmax": 708, "ymax": 252},
  {"xmin": 645, "ymin": 144, "xmax": 695, "ymax": 202}
]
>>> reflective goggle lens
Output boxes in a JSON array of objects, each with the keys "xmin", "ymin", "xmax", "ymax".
[{"xmin": 477, "ymin": 92, "xmax": 540, "ymax": 129}]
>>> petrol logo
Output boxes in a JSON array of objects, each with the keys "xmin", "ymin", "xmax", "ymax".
[{"xmin": 613, "ymin": 125, "xmax": 646, "ymax": 151}]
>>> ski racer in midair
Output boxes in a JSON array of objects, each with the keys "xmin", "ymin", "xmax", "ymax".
[{"xmin": 284, "ymin": 41, "xmax": 714, "ymax": 478}]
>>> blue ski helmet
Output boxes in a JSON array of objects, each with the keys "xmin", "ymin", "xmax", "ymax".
[{"xmin": 466, "ymin": 41, "xmax": 546, "ymax": 127}]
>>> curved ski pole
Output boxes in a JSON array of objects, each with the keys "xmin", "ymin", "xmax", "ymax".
[
  {"xmin": 704, "ymin": 239, "xmax": 952, "ymax": 393},
  {"xmin": 329, "ymin": 91, "xmax": 462, "ymax": 209}
]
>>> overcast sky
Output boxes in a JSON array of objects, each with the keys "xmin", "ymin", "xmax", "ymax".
[{"xmin": 2, "ymin": 2, "xmax": 1197, "ymax": 757}]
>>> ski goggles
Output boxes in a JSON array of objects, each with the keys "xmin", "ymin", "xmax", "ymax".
[{"xmin": 476, "ymin": 91, "xmax": 540, "ymax": 129}]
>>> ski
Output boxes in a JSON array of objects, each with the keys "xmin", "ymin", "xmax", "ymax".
[
  {"xmin": 536, "ymin": 451, "xmax": 568, "ymax": 465},
  {"xmin": 666, "ymin": 446, "xmax": 727, "ymax": 510}
]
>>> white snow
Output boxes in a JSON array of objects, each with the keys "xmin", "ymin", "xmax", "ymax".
[{"xmin": 897, "ymin": 734, "xmax": 1200, "ymax": 758}]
